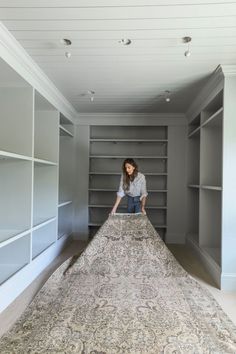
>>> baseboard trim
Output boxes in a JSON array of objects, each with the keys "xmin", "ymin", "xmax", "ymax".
[{"xmin": 186, "ymin": 235, "xmax": 221, "ymax": 288}]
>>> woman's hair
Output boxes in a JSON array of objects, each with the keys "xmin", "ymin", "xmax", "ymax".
[{"xmin": 122, "ymin": 158, "xmax": 138, "ymax": 191}]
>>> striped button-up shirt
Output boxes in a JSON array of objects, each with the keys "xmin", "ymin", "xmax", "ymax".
[{"xmin": 117, "ymin": 172, "xmax": 148, "ymax": 200}]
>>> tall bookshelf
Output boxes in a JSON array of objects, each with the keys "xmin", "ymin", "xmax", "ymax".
[
  {"xmin": 88, "ymin": 125, "xmax": 168, "ymax": 240},
  {"xmin": 58, "ymin": 114, "xmax": 74, "ymax": 239},
  {"xmin": 187, "ymin": 67, "xmax": 236, "ymax": 290},
  {"xmin": 0, "ymin": 57, "xmax": 74, "ymax": 311}
]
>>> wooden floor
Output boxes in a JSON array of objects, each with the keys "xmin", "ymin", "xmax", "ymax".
[{"xmin": 0, "ymin": 240, "xmax": 236, "ymax": 338}]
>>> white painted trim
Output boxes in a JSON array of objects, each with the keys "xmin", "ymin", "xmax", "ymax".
[
  {"xmin": 0, "ymin": 234, "xmax": 72, "ymax": 313},
  {"xmin": 0, "ymin": 22, "xmax": 77, "ymax": 123},
  {"xmin": 76, "ymin": 113, "xmax": 187, "ymax": 126}
]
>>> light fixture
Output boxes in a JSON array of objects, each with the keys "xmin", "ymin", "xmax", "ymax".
[
  {"xmin": 87, "ymin": 90, "xmax": 95, "ymax": 102},
  {"xmin": 182, "ymin": 36, "xmax": 192, "ymax": 57},
  {"xmin": 65, "ymin": 51, "xmax": 71, "ymax": 58},
  {"xmin": 61, "ymin": 38, "xmax": 72, "ymax": 46},
  {"xmin": 119, "ymin": 38, "xmax": 132, "ymax": 46},
  {"xmin": 61, "ymin": 38, "xmax": 72, "ymax": 58},
  {"xmin": 164, "ymin": 90, "xmax": 171, "ymax": 102}
]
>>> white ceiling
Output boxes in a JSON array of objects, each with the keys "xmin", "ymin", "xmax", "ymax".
[{"xmin": 0, "ymin": 0, "xmax": 236, "ymax": 113}]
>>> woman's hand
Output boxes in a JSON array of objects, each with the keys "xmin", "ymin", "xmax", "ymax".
[
  {"xmin": 110, "ymin": 206, "xmax": 117, "ymax": 215},
  {"xmin": 141, "ymin": 207, "xmax": 146, "ymax": 215}
]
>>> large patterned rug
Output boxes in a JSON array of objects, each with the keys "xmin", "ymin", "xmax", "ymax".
[{"xmin": 1, "ymin": 214, "xmax": 236, "ymax": 353}]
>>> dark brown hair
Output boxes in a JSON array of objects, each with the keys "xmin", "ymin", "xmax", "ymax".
[{"xmin": 122, "ymin": 158, "xmax": 138, "ymax": 191}]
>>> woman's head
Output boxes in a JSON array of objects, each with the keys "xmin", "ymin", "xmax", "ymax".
[
  {"xmin": 122, "ymin": 158, "xmax": 138, "ymax": 189},
  {"xmin": 123, "ymin": 158, "xmax": 138, "ymax": 176}
]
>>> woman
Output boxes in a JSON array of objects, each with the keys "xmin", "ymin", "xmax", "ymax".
[{"xmin": 111, "ymin": 158, "xmax": 148, "ymax": 215}]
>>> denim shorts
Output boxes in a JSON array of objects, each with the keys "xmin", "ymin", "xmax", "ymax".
[{"xmin": 127, "ymin": 195, "xmax": 141, "ymax": 213}]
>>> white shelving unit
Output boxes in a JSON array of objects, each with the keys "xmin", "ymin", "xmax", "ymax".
[
  {"xmin": 89, "ymin": 125, "xmax": 168, "ymax": 240},
  {"xmin": 32, "ymin": 219, "xmax": 57, "ymax": 259},
  {"xmin": 187, "ymin": 90, "xmax": 223, "ymax": 268},
  {"xmin": 33, "ymin": 163, "xmax": 58, "ymax": 227},
  {"xmin": 0, "ymin": 57, "xmax": 75, "ymax": 310},
  {"xmin": 187, "ymin": 68, "xmax": 236, "ymax": 290},
  {"xmin": 0, "ymin": 157, "xmax": 32, "ymax": 243},
  {"xmin": 58, "ymin": 114, "xmax": 74, "ymax": 239},
  {"xmin": 0, "ymin": 234, "xmax": 31, "ymax": 285}
]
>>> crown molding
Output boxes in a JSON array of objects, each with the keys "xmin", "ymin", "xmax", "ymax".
[
  {"xmin": 75, "ymin": 112, "xmax": 187, "ymax": 125},
  {"xmin": 0, "ymin": 22, "xmax": 78, "ymax": 123}
]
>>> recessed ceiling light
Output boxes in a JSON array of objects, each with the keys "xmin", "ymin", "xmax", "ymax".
[{"xmin": 119, "ymin": 38, "xmax": 132, "ymax": 46}]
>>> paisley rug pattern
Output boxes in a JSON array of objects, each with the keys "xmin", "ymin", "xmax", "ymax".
[{"xmin": 1, "ymin": 214, "xmax": 236, "ymax": 353}]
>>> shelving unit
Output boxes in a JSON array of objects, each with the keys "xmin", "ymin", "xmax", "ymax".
[
  {"xmin": 32, "ymin": 219, "xmax": 57, "ymax": 259},
  {"xmin": 58, "ymin": 113, "xmax": 74, "ymax": 239},
  {"xmin": 0, "ymin": 234, "xmax": 31, "ymax": 285},
  {"xmin": 89, "ymin": 125, "xmax": 168, "ymax": 240},
  {"xmin": 0, "ymin": 57, "xmax": 75, "ymax": 310},
  {"xmin": 34, "ymin": 91, "xmax": 59, "ymax": 163},
  {"xmin": 186, "ymin": 70, "xmax": 236, "ymax": 290},
  {"xmin": 33, "ymin": 163, "xmax": 58, "ymax": 227}
]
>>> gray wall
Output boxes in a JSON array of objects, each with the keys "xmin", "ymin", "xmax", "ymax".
[
  {"xmin": 73, "ymin": 125, "xmax": 90, "ymax": 240},
  {"xmin": 166, "ymin": 125, "xmax": 188, "ymax": 243}
]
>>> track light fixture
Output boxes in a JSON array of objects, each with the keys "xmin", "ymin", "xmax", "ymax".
[
  {"xmin": 183, "ymin": 36, "xmax": 192, "ymax": 57},
  {"xmin": 87, "ymin": 90, "xmax": 95, "ymax": 103},
  {"xmin": 61, "ymin": 38, "xmax": 72, "ymax": 58}
]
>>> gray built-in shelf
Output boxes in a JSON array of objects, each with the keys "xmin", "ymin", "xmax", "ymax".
[
  {"xmin": 186, "ymin": 78, "xmax": 236, "ymax": 290},
  {"xmin": 89, "ymin": 125, "xmax": 168, "ymax": 240},
  {"xmin": 58, "ymin": 113, "xmax": 74, "ymax": 240}
]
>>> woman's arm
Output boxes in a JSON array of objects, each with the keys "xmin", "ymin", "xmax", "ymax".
[
  {"xmin": 111, "ymin": 174, "xmax": 125, "ymax": 214},
  {"xmin": 140, "ymin": 175, "xmax": 148, "ymax": 215},
  {"xmin": 141, "ymin": 196, "xmax": 147, "ymax": 215},
  {"xmin": 111, "ymin": 195, "xmax": 122, "ymax": 214}
]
